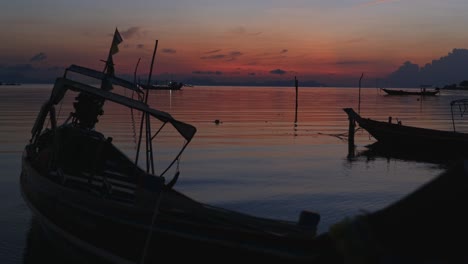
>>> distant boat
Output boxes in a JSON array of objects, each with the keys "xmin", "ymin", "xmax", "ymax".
[
  {"xmin": 0, "ymin": 82, "xmax": 21, "ymax": 86},
  {"xmin": 381, "ymin": 87, "xmax": 440, "ymax": 96},
  {"xmin": 140, "ymin": 81, "xmax": 184, "ymax": 90}
]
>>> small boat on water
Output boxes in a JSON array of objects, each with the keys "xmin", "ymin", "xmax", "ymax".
[
  {"xmin": 139, "ymin": 81, "xmax": 184, "ymax": 90},
  {"xmin": 343, "ymin": 107, "xmax": 468, "ymax": 155},
  {"xmin": 381, "ymin": 87, "xmax": 440, "ymax": 96},
  {"xmin": 20, "ymin": 29, "xmax": 322, "ymax": 263}
]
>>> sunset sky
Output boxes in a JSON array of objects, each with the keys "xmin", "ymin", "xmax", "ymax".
[{"xmin": 2, "ymin": 0, "xmax": 468, "ymax": 86}]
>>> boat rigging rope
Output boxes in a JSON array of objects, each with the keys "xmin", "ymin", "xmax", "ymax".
[
  {"xmin": 318, "ymin": 127, "xmax": 362, "ymax": 141},
  {"xmin": 130, "ymin": 106, "xmax": 139, "ymax": 149},
  {"xmin": 166, "ymin": 148, "xmax": 182, "ymax": 189}
]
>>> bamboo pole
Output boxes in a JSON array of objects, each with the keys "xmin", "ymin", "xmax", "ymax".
[
  {"xmin": 145, "ymin": 40, "xmax": 158, "ymax": 174},
  {"xmin": 358, "ymin": 73, "xmax": 364, "ymax": 114},
  {"xmin": 294, "ymin": 76, "xmax": 298, "ymax": 124},
  {"xmin": 348, "ymin": 114, "xmax": 355, "ymax": 158}
]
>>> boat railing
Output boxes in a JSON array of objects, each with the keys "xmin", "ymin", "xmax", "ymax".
[
  {"xmin": 64, "ymin": 64, "xmax": 143, "ymax": 94},
  {"xmin": 31, "ymin": 74, "xmax": 196, "ymax": 186}
]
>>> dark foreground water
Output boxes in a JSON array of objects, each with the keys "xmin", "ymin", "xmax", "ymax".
[{"xmin": 1, "ymin": 84, "xmax": 467, "ymax": 263}]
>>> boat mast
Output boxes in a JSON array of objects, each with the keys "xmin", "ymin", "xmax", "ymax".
[
  {"xmin": 71, "ymin": 28, "xmax": 123, "ymax": 130},
  {"xmin": 101, "ymin": 28, "xmax": 122, "ymax": 95},
  {"xmin": 134, "ymin": 40, "xmax": 158, "ymax": 174},
  {"xmin": 146, "ymin": 40, "xmax": 158, "ymax": 174},
  {"xmin": 358, "ymin": 73, "xmax": 364, "ymax": 114}
]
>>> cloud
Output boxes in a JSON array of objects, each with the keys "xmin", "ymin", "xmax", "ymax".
[
  {"xmin": 335, "ymin": 60, "xmax": 371, "ymax": 65},
  {"xmin": 280, "ymin": 49, "xmax": 288, "ymax": 54},
  {"xmin": 1, "ymin": 64, "xmax": 35, "ymax": 71},
  {"xmin": 162, "ymin": 48, "xmax": 176, "ymax": 54},
  {"xmin": 249, "ymin": 32, "xmax": 262, "ymax": 36},
  {"xmin": 30, "ymin": 52, "xmax": 47, "ymax": 62},
  {"xmin": 270, "ymin": 69, "xmax": 287, "ymax": 75},
  {"xmin": 205, "ymin": 49, "xmax": 221, "ymax": 54},
  {"xmin": 386, "ymin": 48, "xmax": 468, "ymax": 87},
  {"xmin": 229, "ymin": 51, "xmax": 242, "ymax": 57},
  {"xmin": 120, "ymin": 27, "xmax": 141, "ymax": 39},
  {"xmin": 192, "ymin": 70, "xmax": 223, "ymax": 75},
  {"xmin": 200, "ymin": 51, "xmax": 243, "ymax": 61},
  {"xmin": 0, "ymin": 63, "xmax": 64, "ymax": 83},
  {"xmin": 228, "ymin": 26, "xmax": 262, "ymax": 36},
  {"xmin": 201, "ymin": 54, "xmax": 226, "ymax": 60}
]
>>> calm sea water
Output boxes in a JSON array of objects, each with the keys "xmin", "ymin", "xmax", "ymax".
[{"xmin": 1, "ymin": 84, "xmax": 467, "ymax": 263}]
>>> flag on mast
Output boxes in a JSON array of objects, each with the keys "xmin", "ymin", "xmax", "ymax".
[
  {"xmin": 110, "ymin": 28, "xmax": 123, "ymax": 55},
  {"xmin": 105, "ymin": 28, "xmax": 123, "ymax": 77}
]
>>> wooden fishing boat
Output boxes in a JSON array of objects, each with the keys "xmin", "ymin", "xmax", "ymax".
[
  {"xmin": 20, "ymin": 29, "xmax": 321, "ymax": 264},
  {"xmin": 381, "ymin": 88, "xmax": 440, "ymax": 96},
  {"xmin": 343, "ymin": 108, "xmax": 468, "ymax": 154},
  {"xmin": 139, "ymin": 81, "xmax": 184, "ymax": 90}
]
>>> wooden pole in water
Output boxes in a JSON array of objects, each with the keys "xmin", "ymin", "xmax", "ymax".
[
  {"xmin": 358, "ymin": 73, "xmax": 364, "ymax": 114},
  {"xmin": 348, "ymin": 113, "xmax": 355, "ymax": 158},
  {"xmin": 295, "ymin": 76, "xmax": 298, "ymax": 124}
]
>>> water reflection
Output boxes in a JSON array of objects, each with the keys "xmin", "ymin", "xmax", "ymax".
[
  {"xmin": 23, "ymin": 216, "xmax": 116, "ymax": 264},
  {"xmin": 349, "ymin": 142, "xmax": 464, "ymax": 168},
  {"xmin": 23, "ymin": 217, "xmax": 80, "ymax": 264},
  {"xmin": 5, "ymin": 86, "xmax": 466, "ymax": 262}
]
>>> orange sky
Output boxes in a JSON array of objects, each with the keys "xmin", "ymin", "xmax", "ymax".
[{"xmin": 1, "ymin": 0, "xmax": 468, "ymax": 85}]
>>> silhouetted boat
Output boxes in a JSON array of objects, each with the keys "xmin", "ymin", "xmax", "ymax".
[
  {"xmin": 343, "ymin": 107, "xmax": 468, "ymax": 155},
  {"xmin": 20, "ymin": 29, "xmax": 321, "ymax": 264},
  {"xmin": 381, "ymin": 88, "xmax": 440, "ymax": 96},
  {"xmin": 139, "ymin": 81, "xmax": 184, "ymax": 90}
]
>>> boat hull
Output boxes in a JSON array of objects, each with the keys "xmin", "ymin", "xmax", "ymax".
[
  {"xmin": 344, "ymin": 108, "xmax": 468, "ymax": 155},
  {"xmin": 381, "ymin": 88, "xmax": 439, "ymax": 96},
  {"xmin": 140, "ymin": 83, "xmax": 183, "ymax": 90},
  {"xmin": 21, "ymin": 35, "xmax": 318, "ymax": 264}
]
